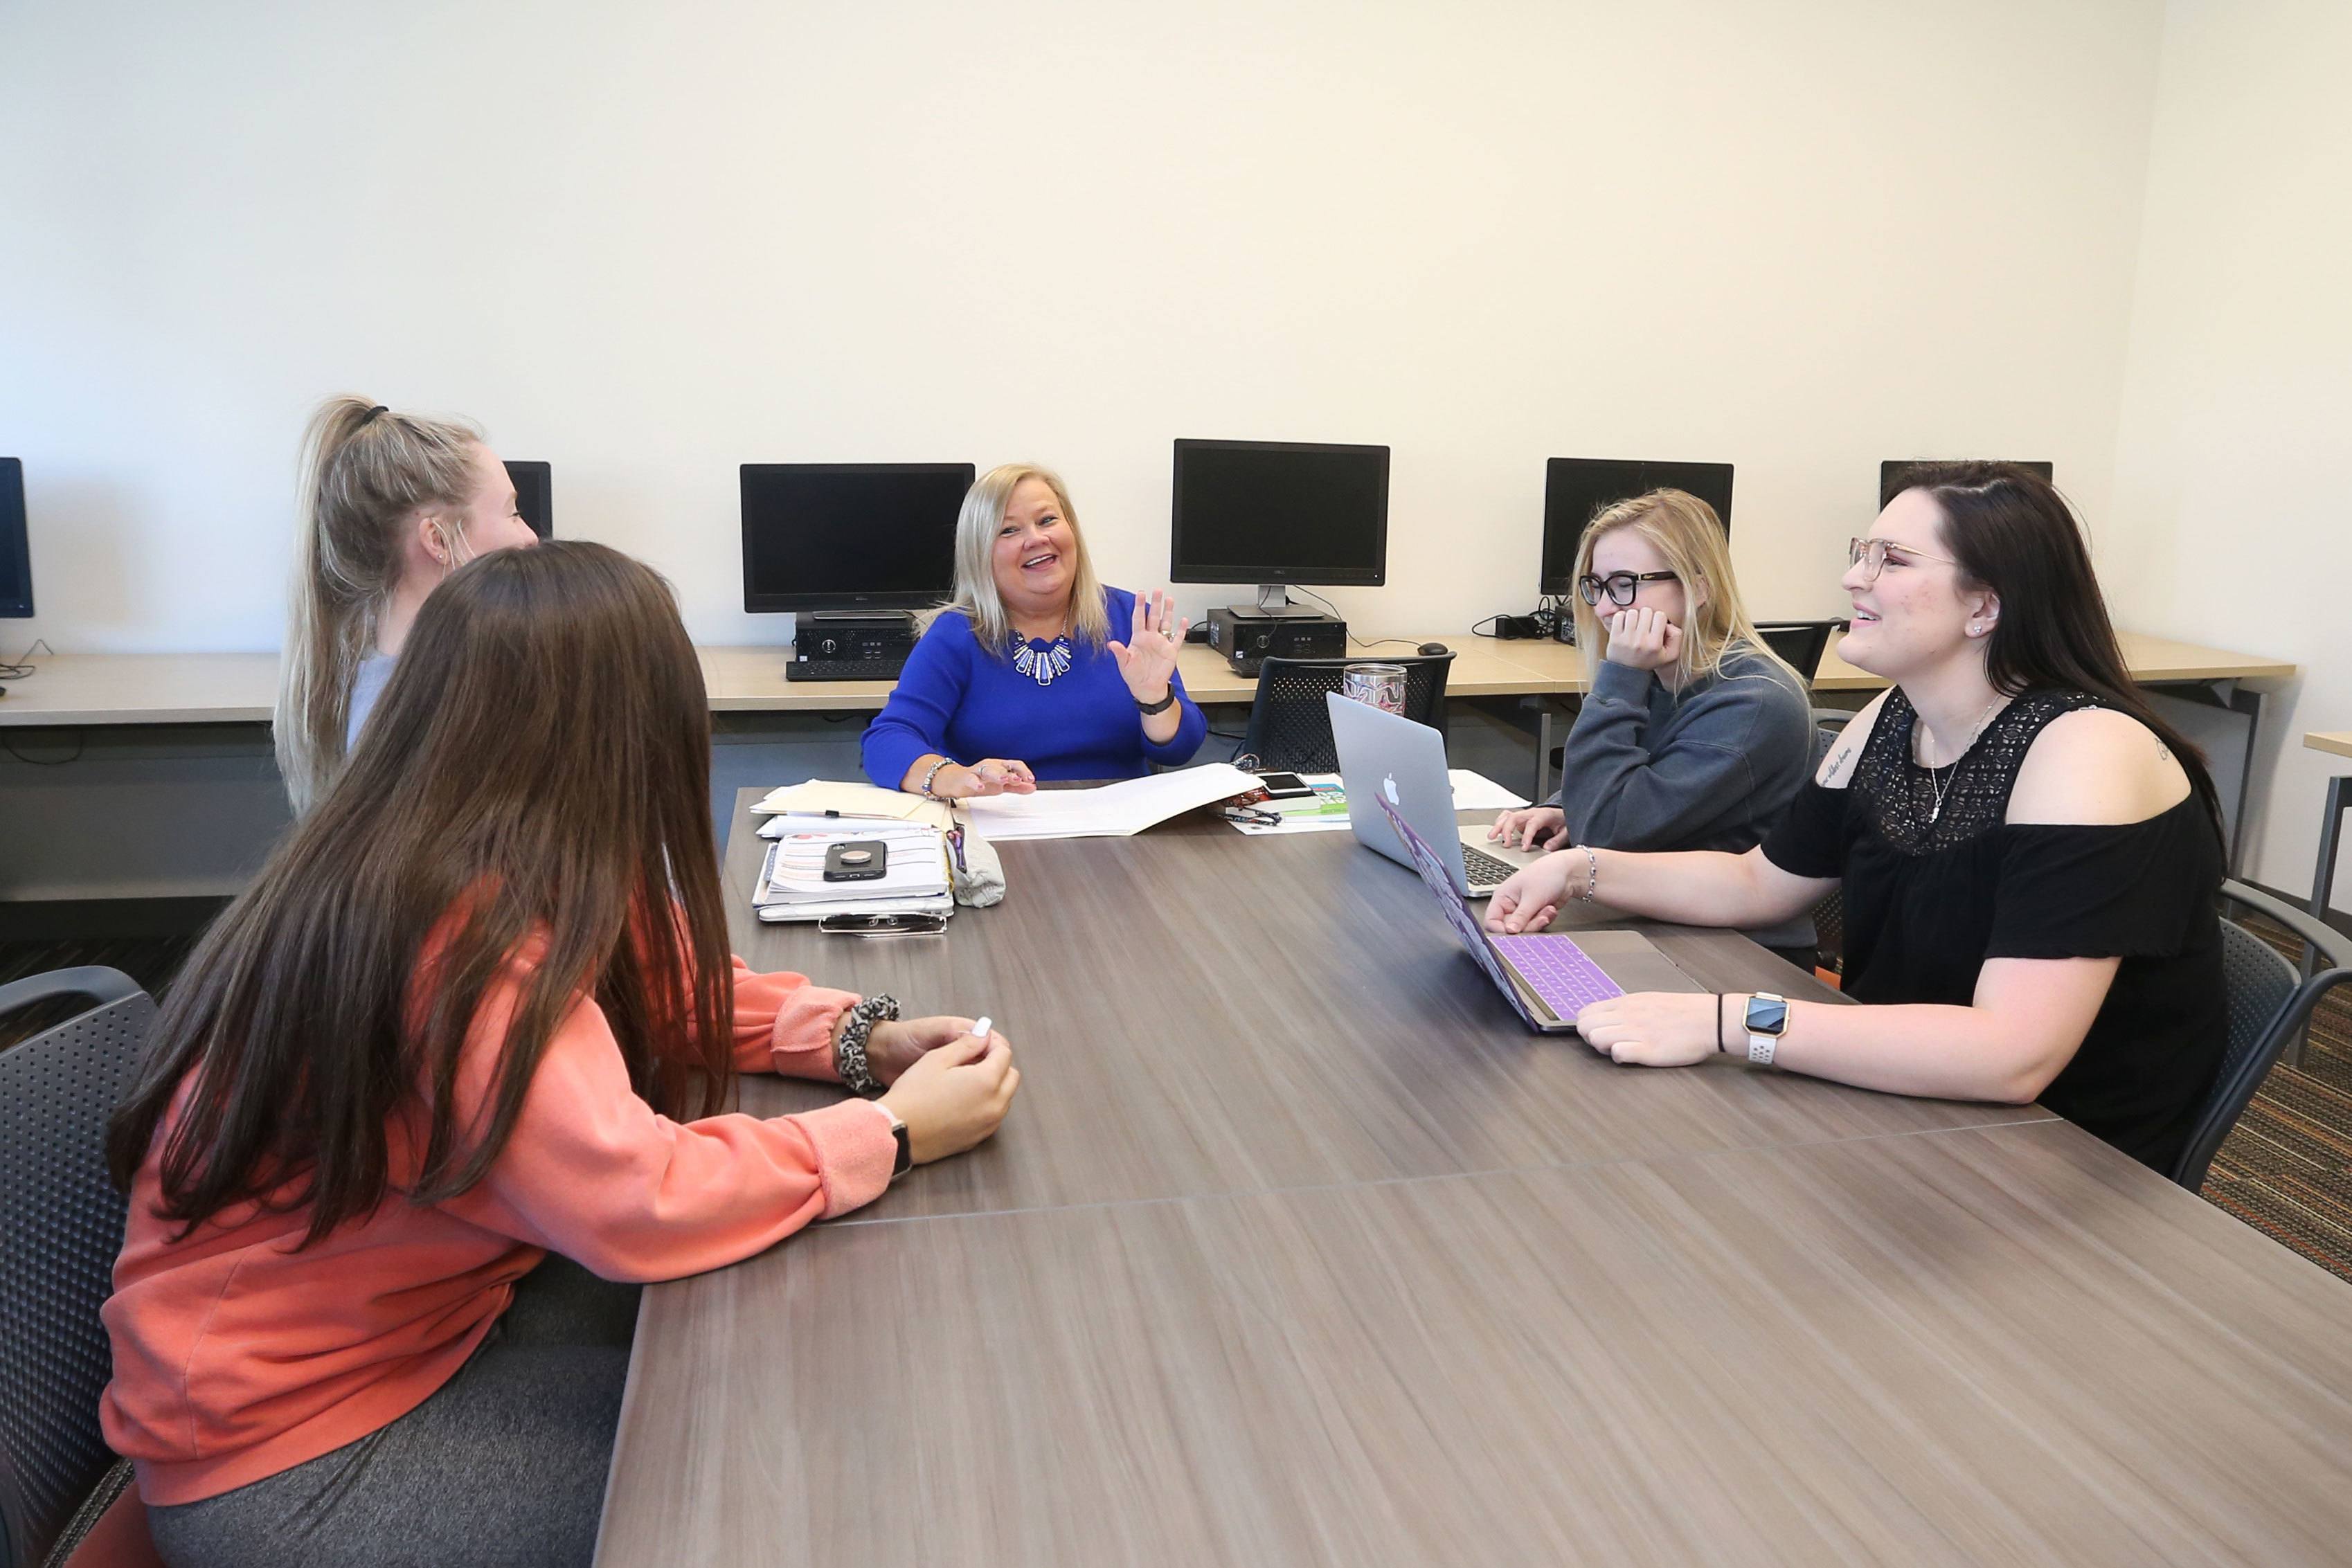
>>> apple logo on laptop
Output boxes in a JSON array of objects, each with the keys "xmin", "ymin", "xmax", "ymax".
[{"xmin": 1383, "ymin": 774, "xmax": 1400, "ymax": 806}]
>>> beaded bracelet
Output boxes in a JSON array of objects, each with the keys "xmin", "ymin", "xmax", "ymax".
[
  {"xmin": 834, "ymin": 994, "xmax": 901, "ymax": 1095},
  {"xmin": 1568, "ymin": 845, "xmax": 1599, "ymax": 903}
]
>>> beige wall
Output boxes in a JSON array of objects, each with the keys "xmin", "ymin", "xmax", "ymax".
[
  {"xmin": 2108, "ymin": 0, "xmax": 2352, "ymax": 904},
  {"xmin": 1, "ymin": 0, "xmax": 2164, "ymax": 655}
]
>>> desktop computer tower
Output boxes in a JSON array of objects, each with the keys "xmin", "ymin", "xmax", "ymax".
[
  {"xmin": 788, "ymin": 613, "xmax": 919, "ymax": 683},
  {"xmin": 1205, "ymin": 606, "xmax": 1347, "ymax": 677}
]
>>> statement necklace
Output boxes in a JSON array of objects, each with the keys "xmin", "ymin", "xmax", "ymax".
[
  {"xmin": 1010, "ymin": 631, "xmax": 1074, "ymax": 688},
  {"xmin": 1916, "ymin": 699, "xmax": 2002, "ymax": 824}
]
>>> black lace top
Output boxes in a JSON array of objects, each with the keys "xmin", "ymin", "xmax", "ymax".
[{"xmin": 1762, "ymin": 688, "xmax": 2226, "ymax": 1171}]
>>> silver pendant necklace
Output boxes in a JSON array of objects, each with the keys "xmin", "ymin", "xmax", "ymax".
[
  {"xmin": 1011, "ymin": 632, "xmax": 1073, "ymax": 688},
  {"xmin": 1918, "ymin": 699, "xmax": 2002, "ymax": 823}
]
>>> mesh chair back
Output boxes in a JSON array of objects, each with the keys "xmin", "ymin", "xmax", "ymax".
[
  {"xmin": 0, "ymin": 970, "xmax": 152, "ymax": 1568},
  {"xmin": 2172, "ymin": 886, "xmax": 2352, "ymax": 1191},
  {"xmin": 2216, "ymin": 920, "xmax": 2297, "ymax": 1072},
  {"xmin": 1752, "ymin": 621, "xmax": 1837, "ymax": 682},
  {"xmin": 1238, "ymin": 654, "xmax": 1455, "ymax": 773}
]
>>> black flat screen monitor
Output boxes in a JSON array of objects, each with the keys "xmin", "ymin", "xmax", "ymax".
[
  {"xmin": 1880, "ymin": 459, "xmax": 2052, "ymax": 505},
  {"xmin": 505, "ymin": 460, "xmax": 552, "ymax": 539},
  {"xmin": 740, "ymin": 463, "xmax": 975, "ymax": 613},
  {"xmin": 1169, "ymin": 439, "xmax": 1389, "ymax": 588},
  {"xmin": 1540, "ymin": 458, "xmax": 1733, "ymax": 596},
  {"xmin": 0, "ymin": 459, "xmax": 29, "ymax": 619}
]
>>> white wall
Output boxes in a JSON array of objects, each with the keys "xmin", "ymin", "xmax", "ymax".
[
  {"xmin": 0, "ymin": 0, "xmax": 2167, "ymax": 656},
  {"xmin": 2107, "ymin": 0, "xmax": 2352, "ymax": 907}
]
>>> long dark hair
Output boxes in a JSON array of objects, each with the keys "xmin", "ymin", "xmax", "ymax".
[
  {"xmin": 111, "ymin": 541, "xmax": 734, "ymax": 1245},
  {"xmin": 1891, "ymin": 461, "xmax": 2223, "ymax": 838}
]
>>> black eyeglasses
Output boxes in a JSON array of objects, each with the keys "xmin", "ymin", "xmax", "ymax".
[{"xmin": 1577, "ymin": 570, "xmax": 1678, "ymax": 607}]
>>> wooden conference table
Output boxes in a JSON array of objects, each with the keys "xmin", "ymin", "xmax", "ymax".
[{"xmin": 593, "ymin": 793, "xmax": 2352, "ymax": 1566}]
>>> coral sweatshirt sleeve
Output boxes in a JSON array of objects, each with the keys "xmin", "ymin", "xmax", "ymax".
[{"xmin": 435, "ymin": 958, "xmax": 895, "ymax": 1277}]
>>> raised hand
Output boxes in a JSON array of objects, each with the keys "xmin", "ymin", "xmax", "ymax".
[
  {"xmin": 1107, "ymin": 589, "xmax": 1189, "ymax": 702},
  {"xmin": 1603, "ymin": 606, "xmax": 1682, "ymax": 671}
]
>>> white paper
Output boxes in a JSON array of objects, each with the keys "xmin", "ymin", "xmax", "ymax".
[
  {"xmin": 960, "ymin": 763, "xmax": 1260, "ymax": 840},
  {"xmin": 757, "ymin": 813, "xmax": 947, "ymax": 842},
  {"xmin": 757, "ymin": 832, "xmax": 950, "ymax": 904},
  {"xmin": 752, "ymin": 780, "xmax": 955, "ymax": 829},
  {"xmin": 1446, "ymin": 770, "xmax": 1529, "ymax": 811},
  {"xmin": 757, "ymin": 893, "xmax": 955, "ymax": 924}
]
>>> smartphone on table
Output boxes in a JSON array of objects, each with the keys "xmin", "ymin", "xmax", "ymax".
[{"xmin": 823, "ymin": 840, "xmax": 889, "ymax": 882}]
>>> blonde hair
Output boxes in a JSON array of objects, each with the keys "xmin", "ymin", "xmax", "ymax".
[
  {"xmin": 1568, "ymin": 488, "xmax": 1801, "ymax": 691},
  {"xmin": 275, "ymin": 395, "xmax": 485, "ymax": 814},
  {"xmin": 946, "ymin": 463, "xmax": 1111, "ymax": 656}
]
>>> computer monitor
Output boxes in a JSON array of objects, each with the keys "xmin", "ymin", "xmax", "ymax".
[
  {"xmin": 739, "ymin": 462, "xmax": 975, "ymax": 613},
  {"xmin": 1539, "ymin": 458, "xmax": 1733, "ymax": 597},
  {"xmin": 1170, "ymin": 438, "xmax": 1388, "ymax": 612},
  {"xmin": 0, "ymin": 459, "xmax": 30, "ymax": 619},
  {"xmin": 1880, "ymin": 459, "xmax": 2053, "ymax": 506},
  {"xmin": 505, "ymin": 460, "xmax": 552, "ymax": 539}
]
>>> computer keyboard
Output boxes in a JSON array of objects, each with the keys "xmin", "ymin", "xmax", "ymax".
[
  {"xmin": 1462, "ymin": 845, "xmax": 1520, "ymax": 887},
  {"xmin": 787, "ymin": 658, "xmax": 908, "ymax": 683},
  {"xmin": 1489, "ymin": 933, "xmax": 1626, "ymax": 1016}
]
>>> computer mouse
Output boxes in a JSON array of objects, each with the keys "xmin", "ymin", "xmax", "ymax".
[{"xmin": 1417, "ymin": 641, "xmax": 1449, "ymax": 656}]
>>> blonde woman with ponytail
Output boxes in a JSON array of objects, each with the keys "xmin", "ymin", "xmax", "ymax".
[
  {"xmin": 274, "ymin": 397, "xmax": 537, "ymax": 813},
  {"xmin": 1487, "ymin": 488, "xmax": 1817, "ymax": 963}
]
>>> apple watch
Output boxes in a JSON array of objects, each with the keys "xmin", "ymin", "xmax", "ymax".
[{"xmin": 1743, "ymin": 992, "xmax": 1790, "ymax": 1067}]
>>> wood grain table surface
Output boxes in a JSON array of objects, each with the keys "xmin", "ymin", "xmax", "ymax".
[{"xmin": 597, "ymin": 793, "xmax": 2352, "ymax": 1566}]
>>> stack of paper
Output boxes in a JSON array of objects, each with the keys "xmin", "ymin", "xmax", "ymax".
[
  {"xmin": 751, "ymin": 780, "xmax": 955, "ymax": 831},
  {"xmin": 958, "ymin": 763, "xmax": 1260, "ymax": 841},
  {"xmin": 753, "ymin": 816, "xmax": 953, "ymax": 924}
]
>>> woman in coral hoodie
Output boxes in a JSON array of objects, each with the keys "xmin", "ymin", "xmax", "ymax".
[{"xmin": 104, "ymin": 541, "xmax": 1020, "ymax": 1567}]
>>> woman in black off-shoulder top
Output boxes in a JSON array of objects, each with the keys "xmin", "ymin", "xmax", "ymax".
[{"xmin": 1488, "ymin": 462, "xmax": 2227, "ymax": 1172}]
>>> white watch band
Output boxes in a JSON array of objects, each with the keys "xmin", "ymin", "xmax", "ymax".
[{"xmin": 1746, "ymin": 991, "xmax": 1786, "ymax": 1067}]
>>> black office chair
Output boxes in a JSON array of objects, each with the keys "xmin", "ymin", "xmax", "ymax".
[
  {"xmin": 0, "ymin": 968, "xmax": 158, "ymax": 1568},
  {"xmin": 1235, "ymin": 653, "xmax": 1455, "ymax": 773},
  {"xmin": 2172, "ymin": 883, "xmax": 2352, "ymax": 1193},
  {"xmin": 1753, "ymin": 620, "xmax": 1838, "ymax": 683},
  {"xmin": 1804, "ymin": 710, "xmax": 1854, "ymax": 977}
]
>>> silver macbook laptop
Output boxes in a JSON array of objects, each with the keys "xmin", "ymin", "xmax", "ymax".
[{"xmin": 1327, "ymin": 692, "xmax": 1545, "ymax": 898}]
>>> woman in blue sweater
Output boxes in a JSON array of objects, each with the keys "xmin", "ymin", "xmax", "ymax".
[{"xmin": 863, "ymin": 464, "xmax": 1207, "ymax": 798}]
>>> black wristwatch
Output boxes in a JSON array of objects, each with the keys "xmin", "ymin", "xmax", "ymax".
[
  {"xmin": 888, "ymin": 1117, "xmax": 913, "ymax": 1179},
  {"xmin": 1135, "ymin": 686, "xmax": 1176, "ymax": 715}
]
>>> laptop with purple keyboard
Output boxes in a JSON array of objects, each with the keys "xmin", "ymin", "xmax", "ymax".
[{"xmin": 1373, "ymin": 795, "xmax": 1701, "ymax": 1031}]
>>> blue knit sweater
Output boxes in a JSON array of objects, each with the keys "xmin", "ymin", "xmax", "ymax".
[{"xmin": 861, "ymin": 586, "xmax": 1209, "ymax": 787}]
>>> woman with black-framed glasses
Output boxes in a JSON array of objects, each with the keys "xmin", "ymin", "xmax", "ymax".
[
  {"xmin": 1487, "ymin": 488, "xmax": 1817, "ymax": 964},
  {"xmin": 1489, "ymin": 463, "xmax": 2228, "ymax": 1173}
]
